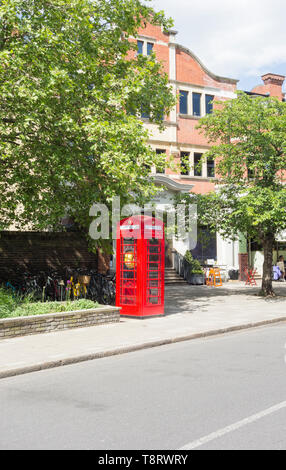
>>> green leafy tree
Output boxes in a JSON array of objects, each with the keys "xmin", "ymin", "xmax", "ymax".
[
  {"xmin": 194, "ymin": 91, "xmax": 286, "ymax": 296},
  {"xmin": 0, "ymin": 0, "xmax": 175, "ymax": 248}
]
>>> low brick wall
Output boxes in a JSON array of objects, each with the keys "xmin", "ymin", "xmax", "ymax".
[{"xmin": 0, "ymin": 306, "xmax": 121, "ymax": 340}]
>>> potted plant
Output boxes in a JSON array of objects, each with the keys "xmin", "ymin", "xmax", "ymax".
[{"xmin": 183, "ymin": 251, "xmax": 205, "ymax": 285}]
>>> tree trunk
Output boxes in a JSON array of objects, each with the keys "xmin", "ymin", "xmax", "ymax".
[{"xmin": 261, "ymin": 235, "xmax": 275, "ymax": 296}]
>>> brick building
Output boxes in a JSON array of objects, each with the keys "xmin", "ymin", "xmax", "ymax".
[{"xmin": 129, "ymin": 22, "xmax": 286, "ymax": 275}]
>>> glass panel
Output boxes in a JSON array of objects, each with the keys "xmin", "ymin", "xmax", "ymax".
[
  {"xmin": 180, "ymin": 152, "xmax": 190, "ymax": 175},
  {"xmin": 149, "ymin": 254, "xmax": 159, "ymax": 262},
  {"xmin": 141, "ymin": 105, "xmax": 150, "ymax": 119},
  {"xmin": 179, "ymin": 91, "xmax": 188, "ymax": 114},
  {"xmin": 137, "ymin": 40, "xmax": 143, "ymax": 54},
  {"xmin": 194, "ymin": 153, "xmax": 202, "ymax": 177},
  {"xmin": 207, "ymin": 157, "xmax": 215, "ymax": 177},
  {"xmin": 146, "ymin": 238, "xmax": 162, "ymax": 305},
  {"xmin": 149, "ymin": 244, "xmax": 159, "ymax": 253},
  {"xmin": 205, "ymin": 94, "xmax": 214, "ymax": 114},
  {"xmin": 149, "ymin": 271, "xmax": 159, "ymax": 279},
  {"xmin": 147, "ymin": 42, "xmax": 154, "ymax": 55},
  {"xmin": 156, "ymin": 149, "xmax": 166, "ymax": 174},
  {"xmin": 120, "ymin": 238, "xmax": 137, "ymax": 305},
  {"xmin": 148, "ymin": 297, "xmax": 159, "ymax": 304},
  {"xmin": 148, "ymin": 288, "xmax": 159, "ymax": 296},
  {"xmin": 193, "ymin": 93, "xmax": 201, "ymax": 116}
]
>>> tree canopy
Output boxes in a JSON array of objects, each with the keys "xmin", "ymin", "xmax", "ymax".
[
  {"xmin": 189, "ymin": 91, "xmax": 286, "ymax": 295},
  {"xmin": 0, "ymin": 0, "xmax": 175, "ymax": 243}
]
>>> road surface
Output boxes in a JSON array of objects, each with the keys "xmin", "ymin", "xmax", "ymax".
[{"xmin": 1, "ymin": 324, "xmax": 286, "ymax": 450}]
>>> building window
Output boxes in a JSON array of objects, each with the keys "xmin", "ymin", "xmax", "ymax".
[
  {"xmin": 194, "ymin": 153, "xmax": 202, "ymax": 176},
  {"xmin": 137, "ymin": 40, "xmax": 144, "ymax": 55},
  {"xmin": 247, "ymin": 154, "xmax": 255, "ymax": 179},
  {"xmin": 179, "ymin": 91, "xmax": 188, "ymax": 114},
  {"xmin": 156, "ymin": 108, "xmax": 164, "ymax": 121},
  {"xmin": 180, "ymin": 152, "xmax": 190, "ymax": 175},
  {"xmin": 141, "ymin": 111, "xmax": 150, "ymax": 119},
  {"xmin": 147, "ymin": 42, "xmax": 154, "ymax": 55},
  {"xmin": 141, "ymin": 105, "xmax": 150, "ymax": 119},
  {"xmin": 193, "ymin": 93, "xmax": 201, "ymax": 116},
  {"xmin": 191, "ymin": 226, "xmax": 217, "ymax": 263},
  {"xmin": 207, "ymin": 157, "xmax": 215, "ymax": 177},
  {"xmin": 156, "ymin": 149, "xmax": 166, "ymax": 174},
  {"xmin": 205, "ymin": 95, "xmax": 214, "ymax": 114}
]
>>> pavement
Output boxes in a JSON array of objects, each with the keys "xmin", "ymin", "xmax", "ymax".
[{"xmin": 0, "ymin": 281, "xmax": 286, "ymax": 379}]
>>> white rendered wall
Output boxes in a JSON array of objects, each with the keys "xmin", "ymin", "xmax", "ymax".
[
  {"xmin": 250, "ymin": 251, "xmax": 264, "ymax": 276},
  {"xmin": 216, "ymin": 233, "xmax": 239, "ymax": 269},
  {"xmin": 173, "ymin": 236, "xmax": 189, "ymax": 256}
]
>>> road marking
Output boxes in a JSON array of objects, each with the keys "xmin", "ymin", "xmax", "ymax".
[{"xmin": 179, "ymin": 400, "xmax": 286, "ymax": 450}]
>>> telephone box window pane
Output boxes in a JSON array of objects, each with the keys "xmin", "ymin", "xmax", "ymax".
[
  {"xmin": 147, "ymin": 42, "xmax": 154, "ymax": 55},
  {"xmin": 149, "ymin": 263, "xmax": 159, "ymax": 270},
  {"xmin": 148, "ymin": 297, "xmax": 159, "ymax": 304},
  {"xmin": 137, "ymin": 40, "xmax": 143, "ymax": 54},
  {"xmin": 149, "ymin": 271, "xmax": 159, "ymax": 279},
  {"xmin": 146, "ymin": 238, "xmax": 162, "ymax": 305},
  {"xmin": 179, "ymin": 91, "xmax": 188, "ymax": 114},
  {"xmin": 149, "ymin": 288, "xmax": 159, "ymax": 296},
  {"xmin": 194, "ymin": 153, "xmax": 202, "ymax": 177},
  {"xmin": 149, "ymin": 254, "xmax": 159, "ymax": 262},
  {"xmin": 205, "ymin": 94, "xmax": 214, "ymax": 114},
  {"xmin": 120, "ymin": 238, "xmax": 137, "ymax": 305},
  {"xmin": 193, "ymin": 93, "xmax": 201, "ymax": 116},
  {"xmin": 149, "ymin": 244, "xmax": 159, "ymax": 253}
]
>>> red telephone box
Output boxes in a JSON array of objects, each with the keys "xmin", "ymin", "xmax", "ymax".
[{"xmin": 116, "ymin": 215, "xmax": 165, "ymax": 317}]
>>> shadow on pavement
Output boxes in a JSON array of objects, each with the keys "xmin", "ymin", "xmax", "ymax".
[{"xmin": 164, "ymin": 283, "xmax": 286, "ymax": 316}]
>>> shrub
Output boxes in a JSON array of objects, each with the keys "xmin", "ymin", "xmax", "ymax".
[
  {"xmin": 0, "ymin": 288, "xmax": 18, "ymax": 318},
  {"xmin": 0, "ymin": 292, "xmax": 99, "ymax": 319},
  {"xmin": 184, "ymin": 251, "xmax": 204, "ymax": 274}
]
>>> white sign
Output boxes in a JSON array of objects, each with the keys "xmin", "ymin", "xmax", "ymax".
[
  {"xmin": 120, "ymin": 225, "xmax": 140, "ymax": 230},
  {"xmin": 145, "ymin": 225, "xmax": 162, "ymax": 230}
]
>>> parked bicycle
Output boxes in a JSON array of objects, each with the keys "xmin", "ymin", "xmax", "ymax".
[{"xmin": 3, "ymin": 267, "xmax": 116, "ymax": 305}]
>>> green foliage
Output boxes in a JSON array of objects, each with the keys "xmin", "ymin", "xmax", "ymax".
[
  {"xmin": 195, "ymin": 92, "xmax": 286, "ymax": 243},
  {"xmin": 184, "ymin": 250, "xmax": 203, "ymax": 274},
  {"xmin": 0, "ymin": 290, "xmax": 98, "ymax": 318},
  {"xmin": 0, "ymin": 287, "xmax": 18, "ymax": 317},
  {"xmin": 194, "ymin": 92, "xmax": 286, "ymax": 294},
  {"xmin": 0, "ymin": 0, "xmax": 175, "ymax": 243},
  {"xmin": 12, "ymin": 298, "xmax": 98, "ymax": 317}
]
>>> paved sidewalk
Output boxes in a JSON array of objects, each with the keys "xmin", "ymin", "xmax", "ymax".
[{"xmin": 1, "ymin": 282, "xmax": 286, "ymax": 379}]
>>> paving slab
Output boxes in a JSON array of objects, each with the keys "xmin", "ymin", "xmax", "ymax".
[{"xmin": 0, "ymin": 282, "xmax": 286, "ymax": 379}]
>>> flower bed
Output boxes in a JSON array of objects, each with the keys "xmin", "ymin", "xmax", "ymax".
[
  {"xmin": 0, "ymin": 289, "xmax": 120, "ymax": 339},
  {"xmin": 0, "ymin": 298, "xmax": 98, "ymax": 319},
  {"xmin": 0, "ymin": 305, "xmax": 121, "ymax": 340}
]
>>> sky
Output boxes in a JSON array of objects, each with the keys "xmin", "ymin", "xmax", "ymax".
[{"xmin": 150, "ymin": 0, "xmax": 286, "ymax": 91}]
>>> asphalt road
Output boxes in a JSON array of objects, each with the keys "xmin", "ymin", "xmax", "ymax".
[{"xmin": 1, "ymin": 324, "xmax": 286, "ymax": 450}]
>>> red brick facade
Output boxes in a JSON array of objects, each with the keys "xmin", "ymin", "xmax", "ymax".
[
  {"xmin": 136, "ymin": 23, "xmax": 285, "ymax": 196},
  {"xmin": 135, "ymin": 23, "xmax": 238, "ymax": 195},
  {"xmin": 251, "ymin": 73, "xmax": 285, "ymax": 100}
]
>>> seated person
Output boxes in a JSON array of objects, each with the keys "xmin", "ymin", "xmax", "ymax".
[
  {"xmin": 277, "ymin": 256, "xmax": 286, "ymax": 281},
  {"xmin": 273, "ymin": 265, "xmax": 282, "ymax": 281}
]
